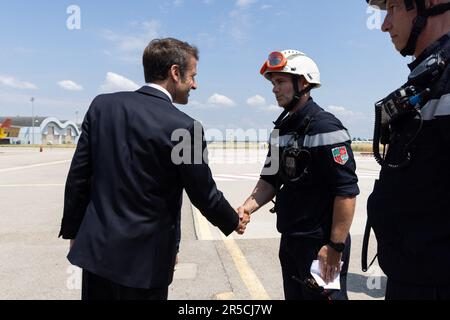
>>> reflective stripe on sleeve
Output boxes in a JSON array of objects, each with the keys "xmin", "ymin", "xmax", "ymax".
[
  {"xmin": 303, "ymin": 129, "xmax": 351, "ymax": 148},
  {"xmin": 421, "ymin": 93, "xmax": 450, "ymax": 121}
]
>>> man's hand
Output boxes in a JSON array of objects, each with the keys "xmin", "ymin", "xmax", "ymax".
[
  {"xmin": 317, "ymin": 244, "xmax": 342, "ymax": 284},
  {"xmin": 235, "ymin": 206, "xmax": 251, "ymax": 235}
]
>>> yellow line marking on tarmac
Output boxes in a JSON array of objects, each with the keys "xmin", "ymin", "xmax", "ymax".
[
  {"xmin": 192, "ymin": 205, "xmax": 214, "ymax": 241},
  {"xmin": 191, "ymin": 205, "xmax": 270, "ymax": 300},
  {"xmin": 0, "ymin": 160, "xmax": 71, "ymax": 173},
  {"xmin": 220, "ymin": 232, "xmax": 271, "ymax": 300},
  {"xmin": 215, "ymin": 292, "xmax": 235, "ymax": 300}
]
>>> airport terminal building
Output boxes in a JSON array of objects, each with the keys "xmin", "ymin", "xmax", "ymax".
[{"xmin": 0, "ymin": 117, "xmax": 81, "ymax": 145}]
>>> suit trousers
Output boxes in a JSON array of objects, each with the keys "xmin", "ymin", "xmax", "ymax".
[{"xmin": 81, "ymin": 269, "xmax": 169, "ymax": 300}]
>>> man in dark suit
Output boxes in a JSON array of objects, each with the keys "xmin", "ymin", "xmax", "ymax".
[{"xmin": 59, "ymin": 38, "xmax": 248, "ymax": 300}]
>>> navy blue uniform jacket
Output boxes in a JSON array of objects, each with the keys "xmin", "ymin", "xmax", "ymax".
[
  {"xmin": 261, "ymin": 99, "xmax": 359, "ymax": 239},
  {"xmin": 59, "ymin": 86, "xmax": 239, "ymax": 289},
  {"xmin": 368, "ymin": 32, "xmax": 450, "ymax": 285}
]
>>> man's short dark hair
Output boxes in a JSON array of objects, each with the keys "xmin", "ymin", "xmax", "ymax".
[{"xmin": 143, "ymin": 38, "xmax": 199, "ymax": 83}]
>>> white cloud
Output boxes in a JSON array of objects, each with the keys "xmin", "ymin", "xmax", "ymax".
[
  {"xmin": 224, "ymin": 10, "xmax": 252, "ymax": 42},
  {"xmin": 188, "ymin": 100, "xmax": 203, "ymax": 107},
  {"xmin": 101, "ymin": 20, "xmax": 161, "ymax": 52},
  {"xmin": 190, "ymin": 95, "xmax": 236, "ymax": 109},
  {"xmin": 252, "ymin": 103, "xmax": 280, "ymax": 113},
  {"xmin": 246, "ymin": 94, "xmax": 280, "ymax": 113},
  {"xmin": 100, "ymin": 72, "xmax": 139, "ymax": 93},
  {"xmin": 325, "ymin": 105, "xmax": 372, "ymax": 138},
  {"xmin": 186, "ymin": 100, "xmax": 213, "ymax": 109},
  {"xmin": 207, "ymin": 93, "xmax": 236, "ymax": 107},
  {"xmin": 261, "ymin": 4, "xmax": 272, "ymax": 10},
  {"xmin": 326, "ymin": 105, "xmax": 369, "ymax": 126},
  {"xmin": 0, "ymin": 75, "xmax": 37, "ymax": 90},
  {"xmin": 263, "ymin": 104, "xmax": 281, "ymax": 112},
  {"xmin": 174, "ymin": 0, "xmax": 184, "ymax": 6},
  {"xmin": 326, "ymin": 105, "xmax": 367, "ymax": 120},
  {"xmin": 0, "ymin": 91, "xmax": 89, "ymax": 117},
  {"xmin": 236, "ymin": 0, "xmax": 258, "ymax": 8},
  {"xmin": 246, "ymin": 95, "xmax": 266, "ymax": 107},
  {"xmin": 327, "ymin": 105, "xmax": 350, "ymax": 115},
  {"xmin": 220, "ymin": 0, "xmax": 258, "ymax": 42},
  {"xmin": 58, "ymin": 80, "xmax": 83, "ymax": 91}
]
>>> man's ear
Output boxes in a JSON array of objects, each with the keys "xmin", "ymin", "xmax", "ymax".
[
  {"xmin": 299, "ymin": 76, "xmax": 309, "ymax": 90},
  {"xmin": 169, "ymin": 65, "xmax": 181, "ymax": 83}
]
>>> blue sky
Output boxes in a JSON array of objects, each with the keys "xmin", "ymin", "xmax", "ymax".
[{"xmin": 0, "ymin": 0, "xmax": 414, "ymax": 138}]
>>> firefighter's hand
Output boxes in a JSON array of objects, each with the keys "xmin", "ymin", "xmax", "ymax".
[
  {"xmin": 317, "ymin": 245, "xmax": 342, "ymax": 284},
  {"xmin": 235, "ymin": 206, "xmax": 251, "ymax": 235}
]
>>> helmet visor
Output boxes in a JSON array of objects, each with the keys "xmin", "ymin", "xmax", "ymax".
[{"xmin": 260, "ymin": 51, "xmax": 288, "ymax": 75}]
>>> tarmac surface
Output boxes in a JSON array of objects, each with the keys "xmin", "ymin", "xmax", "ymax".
[{"xmin": 0, "ymin": 146, "xmax": 384, "ymax": 300}]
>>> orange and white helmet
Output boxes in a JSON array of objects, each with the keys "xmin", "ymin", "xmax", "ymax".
[{"xmin": 260, "ymin": 50, "xmax": 321, "ymax": 88}]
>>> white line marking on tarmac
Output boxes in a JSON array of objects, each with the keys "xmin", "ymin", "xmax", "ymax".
[
  {"xmin": 0, "ymin": 160, "xmax": 71, "ymax": 173},
  {"xmin": 192, "ymin": 206, "xmax": 270, "ymax": 300},
  {"xmin": 356, "ymin": 170, "xmax": 379, "ymax": 180},
  {"xmin": 241, "ymin": 173, "xmax": 260, "ymax": 176}
]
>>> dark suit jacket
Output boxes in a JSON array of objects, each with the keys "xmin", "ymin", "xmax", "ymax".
[{"xmin": 59, "ymin": 86, "xmax": 238, "ymax": 289}]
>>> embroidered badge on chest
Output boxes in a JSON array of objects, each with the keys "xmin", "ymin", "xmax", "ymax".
[{"xmin": 332, "ymin": 146, "xmax": 349, "ymax": 165}]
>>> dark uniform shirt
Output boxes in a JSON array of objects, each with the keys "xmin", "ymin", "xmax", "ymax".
[
  {"xmin": 261, "ymin": 98, "xmax": 360, "ymax": 239},
  {"xmin": 368, "ymin": 32, "xmax": 450, "ymax": 285}
]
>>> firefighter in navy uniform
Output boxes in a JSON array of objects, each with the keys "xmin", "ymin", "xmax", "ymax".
[
  {"xmin": 364, "ymin": 0, "xmax": 450, "ymax": 300},
  {"xmin": 238, "ymin": 50, "xmax": 359, "ymax": 300}
]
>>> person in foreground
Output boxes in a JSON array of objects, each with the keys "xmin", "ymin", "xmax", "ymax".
[
  {"xmin": 59, "ymin": 38, "xmax": 249, "ymax": 300},
  {"xmin": 239, "ymin": 49, "xmax": 359, "ymax": 300},
  {"xmin": 364, "ymin": 0, "xmax": 450, "ymax": 300}
]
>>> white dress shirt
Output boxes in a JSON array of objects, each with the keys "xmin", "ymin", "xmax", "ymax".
[{"xmin": 145, "ymin": 83, "xmax": 173, "ymax": 103}]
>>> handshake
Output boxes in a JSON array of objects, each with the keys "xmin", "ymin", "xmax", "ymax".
[{"xmin": 234, "ymin": 205, "xmax": 252, "ymax": 235}]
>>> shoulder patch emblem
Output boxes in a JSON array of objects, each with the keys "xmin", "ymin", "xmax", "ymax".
[{"xmin": 332, "ymin": 146, "xmax": 349, "ymax": 165}]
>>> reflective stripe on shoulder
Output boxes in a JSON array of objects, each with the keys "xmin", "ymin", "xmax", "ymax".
[
  {"xmin": 303, "ymin": 129, "xmax": 351, "ymax": 148},
  {"xmin": 278, "ymin": 134, "xmax": 294, "ymax": 147},
  {"xmin": 421, "ymin": 93, "xmax": 450, "ymax": 121},
  {"xmin": 269, "ymin": 133, "xmax": 295, "ymax": 147}
]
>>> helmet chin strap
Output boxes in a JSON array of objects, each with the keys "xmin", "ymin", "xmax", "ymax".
[
  {"xmin": 273, "ymin": 76, "xmax": 314, "ymax": 127},
  {"xmin": 401, "ymin": 0, "xmax": 450, "ymax": 56},
  {"xmin": 285, "ymin": 75, "xmax": 314, "ymax": 112}
]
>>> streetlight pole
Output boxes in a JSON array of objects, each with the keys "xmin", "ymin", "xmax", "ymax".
[{"xmin": 30, "ymin": 97, "xmax": 35, "ymax": 145}]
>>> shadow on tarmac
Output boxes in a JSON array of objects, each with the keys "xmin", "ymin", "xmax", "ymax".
[{"xmin": 347, "ymin": 273, "xmax": 387, "ymax": 299}]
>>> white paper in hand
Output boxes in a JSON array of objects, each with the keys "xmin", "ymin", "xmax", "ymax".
[{"xmin": 310, "ymin": 260, "xmax": 343, "ymax": 290}]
